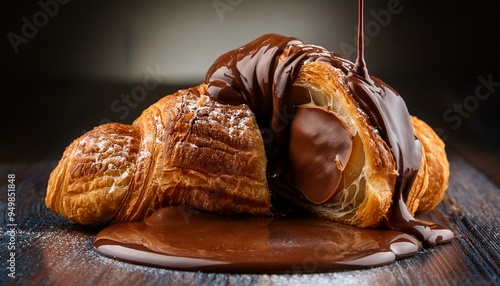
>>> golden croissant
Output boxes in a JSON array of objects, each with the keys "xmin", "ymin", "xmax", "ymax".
[{"xmin": 46, "ymin": 34, "xmax": 449, "ymax": 227}]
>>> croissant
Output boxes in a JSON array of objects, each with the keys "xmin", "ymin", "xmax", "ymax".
[{"xmin": 46, "ymin": 34, "xmax": 449, "ymax": 229}]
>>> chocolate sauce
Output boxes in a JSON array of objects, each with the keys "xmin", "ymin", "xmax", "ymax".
[
  {"xmin": 345, "ymin": 0, "xmax": 448, "ymax": 246},
  {"xmin": 95, "ymin": 206, "xmax": 424, "ymax": 273}
]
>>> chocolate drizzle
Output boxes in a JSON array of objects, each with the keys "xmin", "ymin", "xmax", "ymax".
[
  {"xmin": 204, "ymin": 0, "xmax": 453, "ymax": 246},
  {"xmin": 346, "ymin": 0, "xmax": 449, "ymax": 246}
]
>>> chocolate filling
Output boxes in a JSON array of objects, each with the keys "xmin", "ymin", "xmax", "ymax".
[{"xmin": 287, "ymin": 106, "xmax": 353, "ymax": 204}]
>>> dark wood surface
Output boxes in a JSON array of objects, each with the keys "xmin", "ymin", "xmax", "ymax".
[{"xmin": 1, "ymin": 147, "xmax": 499, "ymax": 286}]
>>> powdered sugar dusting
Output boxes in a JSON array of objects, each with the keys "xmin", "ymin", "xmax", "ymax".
[
  {"xmin": 70, "ymin": 126, "xmax": 139, "ymax": 197},
  {"xmin": 136, "ymin": 131, "xmax": 152, "ymax": 164},
  {"xmin": 203, "ymin": 95, "xmax": 253, "ymax": 138},
  {"xmin": 153, "ymin": 114, "xmax": 164, "ymax": 145},
  {"xmin": 108, "ymin": 168, "xmax": 131, "ymax": 194},
  {"xmin": 75, "ymin": 131, "xmax": 135, "ymax": 165}
]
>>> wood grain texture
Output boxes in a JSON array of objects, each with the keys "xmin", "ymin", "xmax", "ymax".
[{"xmin": 1, "ymin": 150, "xmax": 499, "ymax": 286}]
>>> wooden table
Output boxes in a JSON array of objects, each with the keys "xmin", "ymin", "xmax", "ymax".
[{"xmin": 1, "ymin": 147, "xmax": 499, "ymax": 286}]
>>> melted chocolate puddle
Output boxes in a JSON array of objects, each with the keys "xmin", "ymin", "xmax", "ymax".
[
  {"xmin": 94, "ymin": 0, "xmax": 454, "ymax": 272},
  {"xmin": 95, "ymin": 206, "xmax": 425, "ymax": 273}
]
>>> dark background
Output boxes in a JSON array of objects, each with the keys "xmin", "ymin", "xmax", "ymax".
[{"xmin": 1, "ymin": 0, "xmax": 499, "ymax": 181}]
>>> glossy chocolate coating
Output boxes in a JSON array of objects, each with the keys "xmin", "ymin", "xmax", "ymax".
[{"xmin": 205, "ymin": 29, "xmax": 446, "ymax": 246}]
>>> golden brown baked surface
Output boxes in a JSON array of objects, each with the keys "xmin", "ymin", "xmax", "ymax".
[{"xmin": 46, "ymin": 85, "xmax": 271, "ymax": 225}]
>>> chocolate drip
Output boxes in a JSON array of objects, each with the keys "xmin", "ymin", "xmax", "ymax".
[
  {"xmin": 205, "ymin": 1, "xmax": 453, "ymax": 246},
  {"xmin": 346, "ymin": 0, "xmax": 452, "ymax": 246}
]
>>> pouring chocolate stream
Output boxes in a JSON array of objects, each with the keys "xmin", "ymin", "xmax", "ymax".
[
  {"xmin": 346, "ymin": 0, "xmax": 439, "ymax": 245},
  {"xmin": 205, "ymin": 0, "xmax": 452, "ymax": 246}
]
